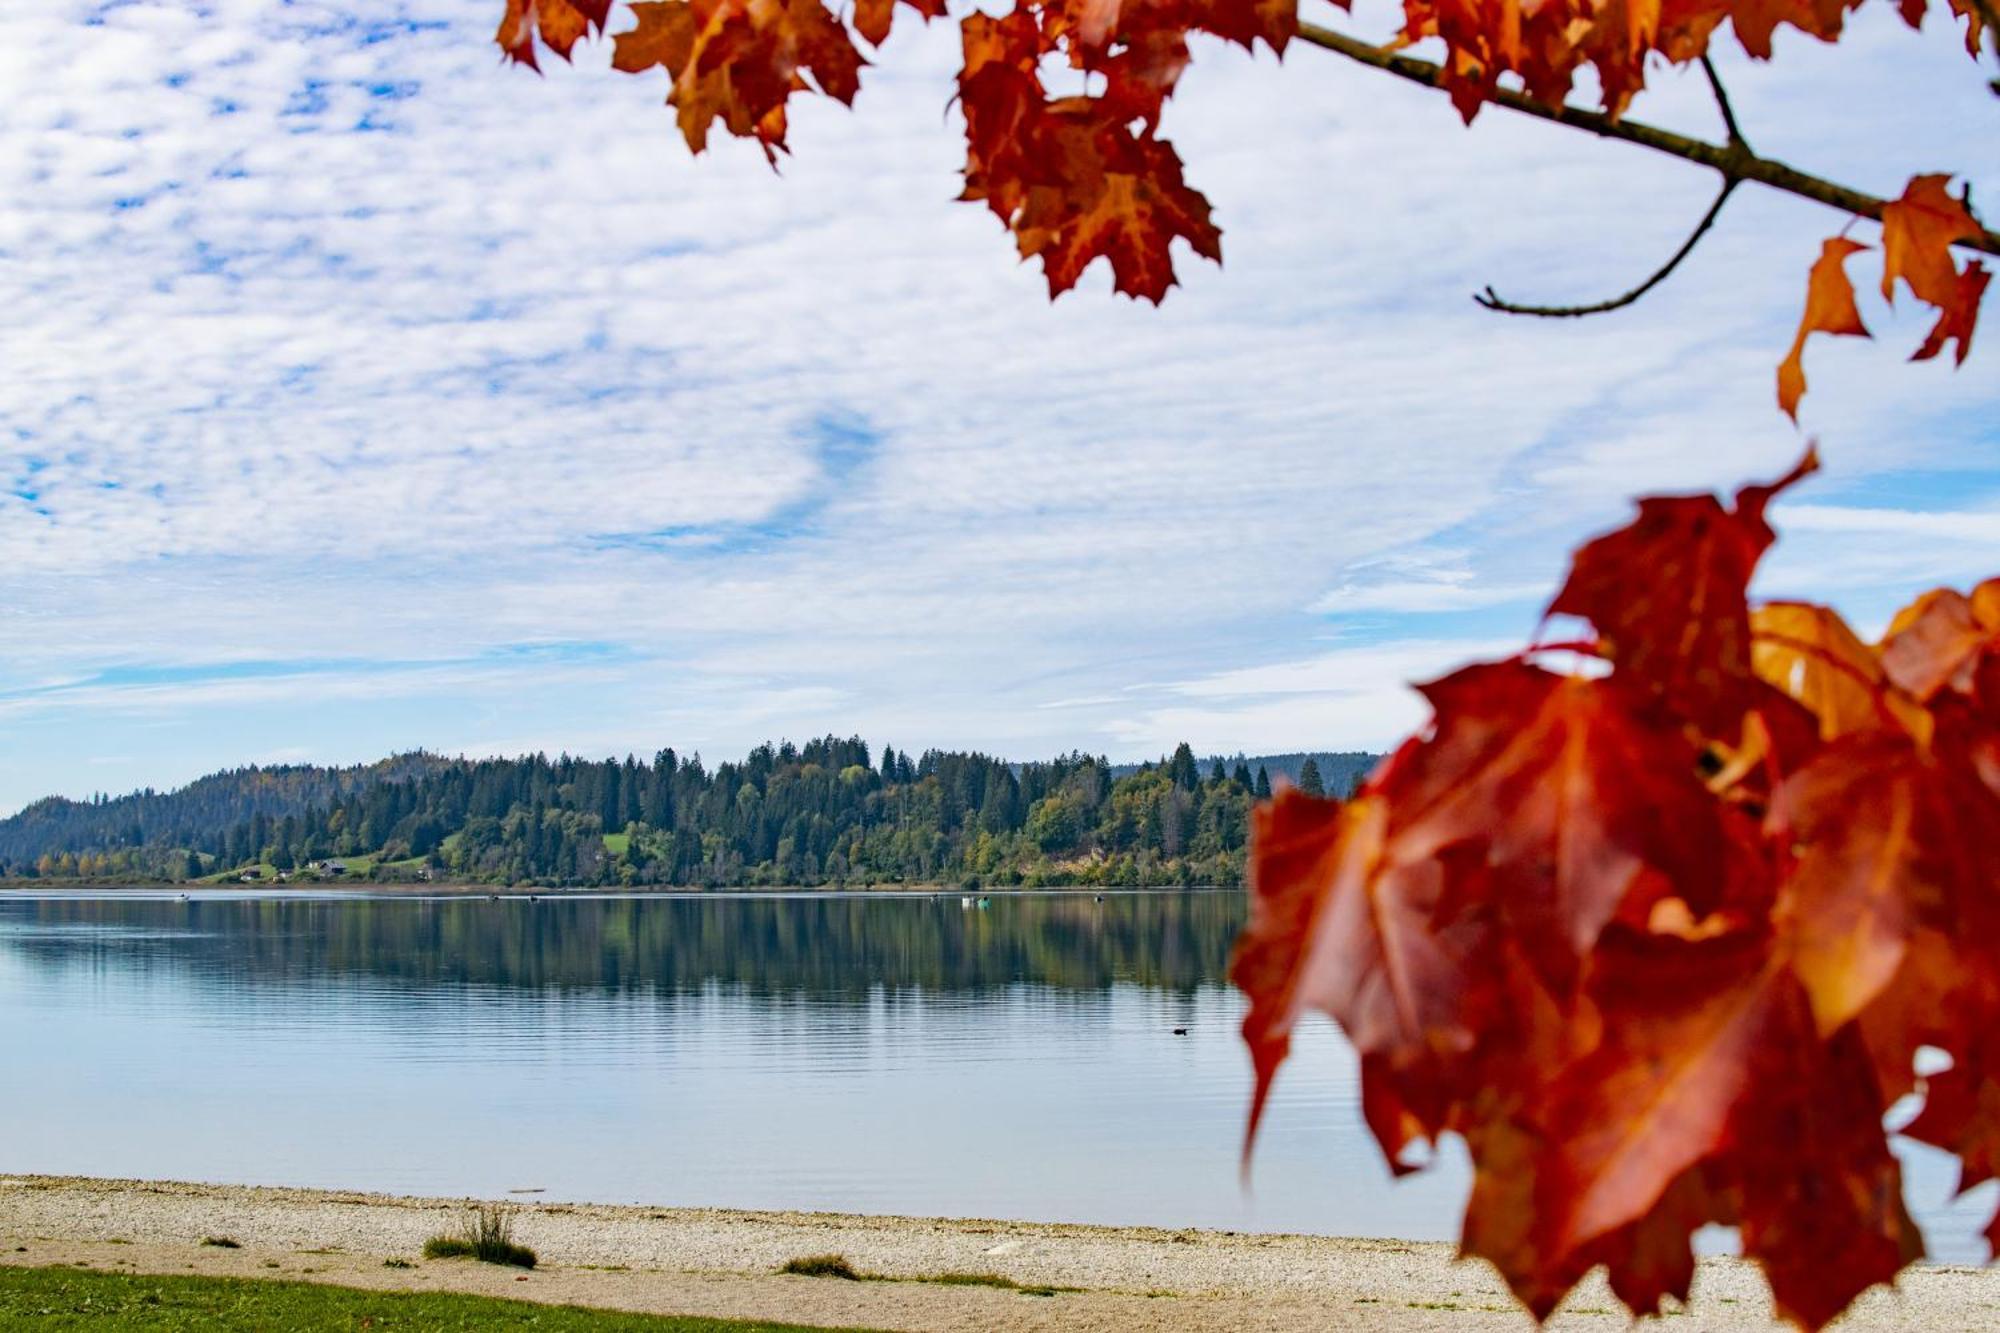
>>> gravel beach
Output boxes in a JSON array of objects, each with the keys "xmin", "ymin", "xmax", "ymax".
[{"xmin": 3, "ymin": 1175, "xmax": 1996, "ymax": 1329}]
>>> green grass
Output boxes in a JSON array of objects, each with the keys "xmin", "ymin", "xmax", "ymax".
[
  {"xmin": 422, "ymin": 1206, "xmax": 536, "ymax": 1269},
  {"xmin": 775, "ymin": 1257, "xmax": 1073, "ymax": 1297},
  {"xmin": 0, "ymin": 1265, "xmax": 880, "ymax": 1331},
  {"xmin": 777, "ymin": 1255, "xmax": 859, "ymax": 1280}
]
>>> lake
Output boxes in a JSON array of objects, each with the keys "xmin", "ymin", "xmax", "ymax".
[{"xmin": 0, "ymin": 889, "xmax": 1990, "ymax": 1261}]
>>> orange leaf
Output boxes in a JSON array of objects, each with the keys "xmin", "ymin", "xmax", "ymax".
[
  {"xmin": 1528, "ymin": 933, "xmax": 1780, "ymax": 1258},
  {"xmin": 1880, "ymin": 579, "xmax": 2000, "ymax": 702},
  {"xmin": 1732, "ymin": 1023, "xmax": 1921, "ymax": 1330},
  {"xmin": 613, "ymin": 0, "xmax": 865, "ymax": 161},
  {"xmin": 496, "ymin": 0, "xmax": 614, "ymax": 69},
  {"xmin": 1777, "ymin": 237, "xmax": 1869, "ymax": 421},
  {"xmin": 1388, "ymin": 663, "xmax": 1727, "ymax": 982},
  {"xmin": 1880, "ymin": 174, "xmax": 1981, "ymax": 307},
  {"xmin": 1903, "ymin": 1031, "xmax": 2000, "ymax": 1196},
  {"xmin": 1912, "ymin": 259, "xmax": 1990, "ymax": 365},
  {"xmin": 957, "ymin": 16, "xmax": 1222, "ymax": 302},
  {"xmin": 1879, "ymin": 174, "xmax": 1990, "ymax": 366},
  {"xmin": 1547, "ymin": 448, "xmax": 1818, "ymax": 737},
  {"xmin": 1013, "ymin": 116, "xmax": 1221, "ymax": 302},
  {"xmin": 1769, "ymin": 734, "xmax": 1937, "ymax": 1034},
  {"xmin": 1232, "ymin": 790, "xmax": 1490, "ymax": 1150},
  {"xmin": 1752, "ymin": 601, "xmax": 1927, "ymax": 743},
  {"xmin": 852, "ymin": 0, "xmax": 944, "ymax": 49}
]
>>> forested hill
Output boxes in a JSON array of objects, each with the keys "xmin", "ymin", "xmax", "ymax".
[
  {"xmin": 0, "ymin": 753, "xmax": 452, "ymax": 868},
  {"xmin": 1116, "ymin": 751, "xmax": 1376, "ymax": 796},
  {"xmin": 0, "ymin": 742, "xmax": 1377, "ymax": 889}
]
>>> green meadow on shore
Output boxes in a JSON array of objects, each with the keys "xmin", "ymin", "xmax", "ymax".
[{"xmin": 0, "ymin": 1265, "xmax": 875, "ymax": 1332}]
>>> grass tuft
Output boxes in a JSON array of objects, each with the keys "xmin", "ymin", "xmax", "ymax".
[
  {"xmin": 423, "ymin": 1205, "xmax": 537, "ymax": 1269},
  {"xmin": 200, "ymin": 1236, "xmax": 241, "ymax": 1249},
  {"xmin": 928, "ymin": 1272, "xmax": 1071, "ymax": 1297},
  {"xmin": 779, "ymin": 1254, "xmax": 861, "ymax": 1280}
]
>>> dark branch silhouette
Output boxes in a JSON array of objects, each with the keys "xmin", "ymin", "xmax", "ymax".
[
  {"xmin": 1294, "ymin": 22, "xmax": 2000, "ymax": 265},
  {"xmin": 1473, "ymin": 179, "xmax": 1740, "ymax": 317}
]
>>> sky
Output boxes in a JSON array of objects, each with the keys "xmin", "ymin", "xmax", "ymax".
[{"xmin": 1, "ymin": 0, "xmax": 1997, "ymax": 815}]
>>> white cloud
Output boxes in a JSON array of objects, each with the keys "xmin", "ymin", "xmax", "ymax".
[{"xmin": 0, "ymin": 0, "xmax": 1995, "ymax": 811}]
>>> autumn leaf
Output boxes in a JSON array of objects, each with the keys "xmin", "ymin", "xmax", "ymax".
[
  {"xmin": 1011, "ymin": 115, "xmax": 1221, "ymax": 302},
  {"xmin": 1777, "ymin": 237, "xmax": 1870, "ymax": 420},
  {"xmin": 1904, "ymin": 1031, "xmax": 2000, "ymax": 1198},
  {"xmin": 1913, "ymin": 259, "xmax": 1991, "ymax": 364},
  {"xmin": 1879, "ymin": 175, "xmax": 1990, "ymax": 366},
  {"xmin": 851, "ymin": 0, "xmax": 944, "ymax": 47},
  {"xmin": 957, "ymin": 14, "xmax": 1222, "ymax": 302},
  {"xmin": 1386, "ymin": 663, "xmax": 1727, "ymax": 982},
  {"xmin": 1879, "ymin": 579, "xmax": 2000, "ymax": 703},
  {"xmin": 1547, "ymin": 448, "xmax": 1817, "ymax": 737},
  {"xmin": 496, "ymin": 0, "xmax": 615, "ymax": 69},
  {"xmin": 1233, "ymin": 790, "xmax": 1491, "ymax": 1151},
  {"xmin": 1881, "ymin": 175, "xmax": 1981, "ymax": 307},
  {"xmin": 1768, "ymin": 734, "xmax": 1935, "ymax": 1035},
  {"xmin": 613, "ymin": 0, "xmax": 865, "ymax": 161},
  {"xmin": 1752, "ymin": 601, "xmax": 1927, "ymax": 742},
  {"xmin": 1731, "ymin": 1022, "xmax": 1921, "ymax": 1331},
  {"xmin": 1523, "ymin": 932, "xmax": 1779, "ymax": 1260}
]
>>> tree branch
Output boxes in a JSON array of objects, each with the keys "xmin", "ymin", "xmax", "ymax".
[
  {"xmin": 1294, "ymin": 22, "xmax": 2000, "ymax": 259},
  {"xmin": 1475, "ymin": 179, "xmax": 1739, "ymax": 316}
]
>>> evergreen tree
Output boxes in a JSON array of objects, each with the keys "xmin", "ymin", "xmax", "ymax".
[
  {"xmin": 1232, "ymin": 761, "xmax": 1253, "ymax": 789},
  {"xmin": 1167, "ymin": 742, "xmax": 1199, "ymax": 790},
  {"xmin": 1255, "ymin": 766, "xmax": 1272, "ymax": 800},
  {"xmin": 1209, "ymin": 759, "xmax": 1225, "ymax": 785},
  {"xmin": 1299, "ymin": 757, "xmax": 1325, "ymax": 797}
]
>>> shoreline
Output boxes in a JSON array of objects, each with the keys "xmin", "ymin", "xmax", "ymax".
[{"xmin": 3, "ymin": 1175, "xmax": 1991, "ymax": 1330}]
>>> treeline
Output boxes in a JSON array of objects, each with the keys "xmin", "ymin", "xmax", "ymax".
[{"xmin": 1, "ymin": 740, "xmax": 1377, "ymax": 888}]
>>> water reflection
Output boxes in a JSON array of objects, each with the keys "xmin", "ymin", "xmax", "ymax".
[{"xmin": 0, "ymin": 890, "xmax": 1987, "ymax": 1262}]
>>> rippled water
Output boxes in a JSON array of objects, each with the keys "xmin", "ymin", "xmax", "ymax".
[{"xmin": 0, "ymin": 889, "xmax": 1989, "ymax": 1260}]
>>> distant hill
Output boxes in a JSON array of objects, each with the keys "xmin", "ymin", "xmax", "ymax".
[
  {"xmin": 1110, "ymin": 751, "xmax": 1379, "ymax": 796},
  {"xmin": 0, "ymin": 740, "xmax": 1381, "ymax": 889},
  {"xmin": 0, "ymin": 753, "xmax": 453, "ymax": 866}
]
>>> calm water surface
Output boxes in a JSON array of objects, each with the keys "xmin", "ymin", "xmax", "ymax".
[{"xmin": 0, "ymin": 889, "xmax": 1989, "ymax": 1260}]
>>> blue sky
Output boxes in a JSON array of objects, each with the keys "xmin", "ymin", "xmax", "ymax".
[{"xmin": 1, "ymin": 0, "xmax": 1996, "ymax": 815}]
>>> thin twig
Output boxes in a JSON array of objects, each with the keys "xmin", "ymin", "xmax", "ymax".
[
  {"xmin": 1475, "ymin": 179, "xmax": 1739, "ymax": 316},
  {"xmin": 1699, "ymin": 56, "xmax": 1748, "ymax": 148},
  {"xmin": 1294, "ymin": 22, "xmax": 2000, "ymax": 258}
]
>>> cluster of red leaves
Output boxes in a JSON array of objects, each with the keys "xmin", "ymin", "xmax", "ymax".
[
  {"xmin": 1781, "ymin": 175, "xmax": 1991, "ymax": 418},
  {"xmin": 1232, "ymin": 451, "xmax": 2000, "ymax": 1328},
  {"xmin": 1402, "ymin": 0, "xmax": 1988, "ymax": 122},
  {"xmin": 498, "ymin": 0, "xmax": 1993, "ymax": 412}
]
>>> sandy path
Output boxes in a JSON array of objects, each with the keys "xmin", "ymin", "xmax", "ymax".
[{"xmin": 2, "ymin": 1175, "xmax": 1995, "ymax": 1330}]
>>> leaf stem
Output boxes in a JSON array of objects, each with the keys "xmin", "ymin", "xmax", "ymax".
[{"xmin": 1293, "ymin": 22, "xmax": 2000, "ymax": 259}]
